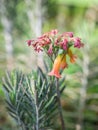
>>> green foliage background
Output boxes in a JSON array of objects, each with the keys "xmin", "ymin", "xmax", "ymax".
[{"xmin": 0, "ymin": 0, "xmax": 98, "ymax": 130}]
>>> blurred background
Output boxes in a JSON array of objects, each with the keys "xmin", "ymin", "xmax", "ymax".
[{"xmin": 0, "ymin": 0, "xmax": 98, "ymax": 130}]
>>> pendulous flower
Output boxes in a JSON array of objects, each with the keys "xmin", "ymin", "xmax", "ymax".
[
  {"xmin": 48, "ymin": 44, "xmax": 53, "ymax": 55},
  {"xmin": 68, "ymin": 49, "xmax": 77, "ymax": 63},
  {"xmin": 71, "ymin": 37, "xmax": 84, "ymax": 48},
  {"xmin": 60, "ymin": 54, "xmax": 68, "ymax": 69},
  {"xmin": 48, "ymin": 54, "xmax": 68, "ymax": 78}
]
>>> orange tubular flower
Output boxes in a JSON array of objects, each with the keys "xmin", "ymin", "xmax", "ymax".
[
  {"xmin": 48, "ymin": 54, "xmax": 67, "ymax": 78},
  {"xmin": 60, "ymin": 54, "xmax": 68, "ymax": 69},
  {"xmin": 68, "ymin": 49, "xmax": 77, "ymax": 63}
]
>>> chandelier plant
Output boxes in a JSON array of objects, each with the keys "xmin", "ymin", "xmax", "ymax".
[{"xmin": 26, "ymin": 29, "xmax": 84, "ymax": 130}]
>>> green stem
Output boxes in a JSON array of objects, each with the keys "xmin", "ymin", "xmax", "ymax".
[
  {"xmin": 34, "ymin": 85, "xmax": 39, "ymax": 130},
  {"xmin": 56, "ymin": 78, "xmax": 66, "ymax": 130}
]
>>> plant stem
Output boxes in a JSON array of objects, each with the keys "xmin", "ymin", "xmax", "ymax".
[
  {"xmin": 34, "ymin": 83, "xmax": 39, "ymax": 130},
  {"xmin": 56, "ymin": 78, "xmax": 66, "ymax": 130}
]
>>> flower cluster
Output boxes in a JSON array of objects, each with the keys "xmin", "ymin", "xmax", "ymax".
[{"xmin": 27, "ymin": 29, "xmax": 84, "ymax": 78}]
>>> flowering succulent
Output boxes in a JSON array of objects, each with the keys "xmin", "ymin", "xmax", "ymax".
[{"xmin": 27, "ymin": 29, "xmax": 84, "ymax": 78}]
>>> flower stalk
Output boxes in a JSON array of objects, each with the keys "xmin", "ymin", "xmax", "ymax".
[{"xmin": 56, "ymin": 78, "xmax": 66, "ymax": 130}]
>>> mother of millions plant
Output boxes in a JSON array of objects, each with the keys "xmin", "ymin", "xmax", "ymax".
[{"xmin": 3, "ymin": 29, "xmax": 84, "ymax": 130}]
